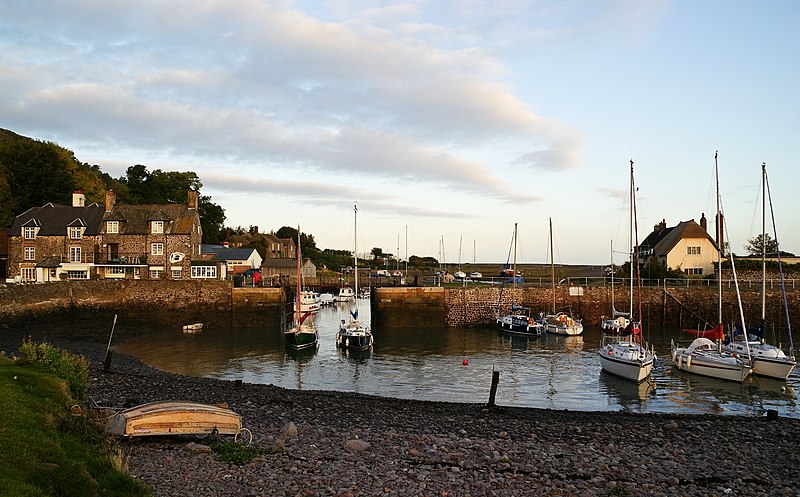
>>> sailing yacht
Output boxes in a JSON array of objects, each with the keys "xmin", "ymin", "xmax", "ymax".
[
  {"xmin": 541, "ymin": 218, "xmax": 583, "ymax": 336},
  {"xmin": 600, "ymin": 241, "xmax": 635, "ymax": 334},
  {"xmin": 285, "ymin": 226, "xmax": 319, "ymax": 350},
  {"xmin": 598, "ymin": 160, "xmax": 655, "ymax": 383},
  {"xmin": 671, "ymin": 152, "xmax": 752, "ymax": 382},
  {"xmin": 722, "ymin": 163, "xmax": 796, "ymax": 380},
  {"xmin": 336, "ymin": 204, "xmax": 374, "ymax": 351},
  {"xmin": 496, "ymin": 223, "xmax": 543, "ymax": 336}
]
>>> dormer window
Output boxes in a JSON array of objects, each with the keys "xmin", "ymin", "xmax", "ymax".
[
  {"xmin": 69, "ymin": 227, "xmax": 83, "ymax": 239},
  {"xmin": 23, "ymin": 227, "xmax": 36, "ymax": 239},
  {"xmin": 107, "ymin": 221, "xmax": 119, "ymax": 234},
  {"xmin": 151, "ymin": 221, "xmax": 164, "ymax": 234}
]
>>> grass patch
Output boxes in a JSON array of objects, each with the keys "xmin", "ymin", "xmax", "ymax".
[
  {"xmin": 210, "ymin": 441, "xmax": 264, "ymax": 465},
  {"xmin": 0, "ymin": 352, "xmax": 150, "ymax": 497}
]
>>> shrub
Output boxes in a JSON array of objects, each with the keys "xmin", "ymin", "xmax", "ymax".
[{"xmin": 16, "ymin": 338, "xmax": 90, "ymax": 399}]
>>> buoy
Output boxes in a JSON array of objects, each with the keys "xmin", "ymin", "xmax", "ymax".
[{"xmin": 463, "ymin": 359, "xmax": 469, "ymax": 365}]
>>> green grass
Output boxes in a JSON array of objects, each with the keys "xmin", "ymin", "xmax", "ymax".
[{"xmin": 0, "ymin": 354, "xmax": 150, "ymax": 497}]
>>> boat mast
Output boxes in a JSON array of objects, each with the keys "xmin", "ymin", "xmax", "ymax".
[
  {"xmin": 512, "ymin": 223, "xmax": 518, "ymax": 291},
  {"xmin": 761, "ymin": 162, "xmax": 766, "ymax": 329},
  {"xmin": 353, "ymin": 204, "xmax": 358, "ymax": 296},
  {"xmin": 549, "ymin": 217, "xmax": 555, "ymax": 313},
  {"xmin": 295, "ymin": 225, "xmax": 302, "ymax": 325},
  {"xmin": 629, "ymin": 160, "xmax": 635, "ymax": 320},
  {"xmin": 609, "ymin": 239, "xmax": 615, "ymax": 312}
]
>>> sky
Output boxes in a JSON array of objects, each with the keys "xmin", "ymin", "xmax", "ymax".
[{"xmin": 2, "ymin": 0, "xmax": 798, "ymax": 266}]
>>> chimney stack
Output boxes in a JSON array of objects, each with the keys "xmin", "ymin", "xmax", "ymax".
[
  {"xmin": 700, "ymin": 213, "xmax": 707, "ymax": 231},
  {"xmin": 654, "ymin": 219, "xmax": 666, "ymax": 233},
  {"xmin": 105, "ymin": 190, "xmax": 116, "ymax": 212},
  {"xmin": 187, "ymin": 189, "xmax": 199, "ymax": 210},
  {"xmin": 72, "ymin": 191, "xmax": 86, "ymax": 207}
]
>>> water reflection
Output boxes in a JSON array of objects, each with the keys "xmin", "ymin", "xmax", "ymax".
[{"xmin": 115, "ymin": 301, "xmax": 800, "ymax": 418}]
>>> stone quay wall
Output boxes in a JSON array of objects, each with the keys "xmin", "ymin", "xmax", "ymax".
[
  {"xmin": 375, "ymin": 284, "xmax": 800, "ymax": 329},
  {"xmin": 0, "ymin": 281, "xmax": 285, "ymax": 328}
]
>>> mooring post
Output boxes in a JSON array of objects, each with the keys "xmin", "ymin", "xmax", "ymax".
[
  {"xmin": 103, "ymin": 314, "xmax": 118, "ymax": 372},
  {"xmin": 488, "ymin": 369, "xmax": 500, "ymax": 407}
]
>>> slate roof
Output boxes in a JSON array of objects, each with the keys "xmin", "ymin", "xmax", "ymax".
[
  {"xmin": 102, "ymin": 204, "xmax": 198, "ymax": 234},
  {"xmin": 9, "ymin": 203, "xmax": 105, "ymax": 236},
  {"xmin": 209, "ymin": 248, "xmax": 258, "ymax": 262}
]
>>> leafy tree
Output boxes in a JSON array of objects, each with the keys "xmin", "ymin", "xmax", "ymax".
[
  {"xmin": 0, "ymin": 139, "xmax": 76, "ymax": 213},
  {"xmin": 199, "ymin": 195, "xmax": 226, "ymax": 244},
  {"xmin": 745, "ymin": 233, "xmax": 778, "ymax": 256},
  {"xmin": 371, "ymin": 247, "xmax": 384, "ymax": 259}
]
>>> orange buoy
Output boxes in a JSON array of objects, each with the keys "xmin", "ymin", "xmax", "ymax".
[{"xmin": 463, "ymin": 359, "xmax": 469, "ymax": 365}]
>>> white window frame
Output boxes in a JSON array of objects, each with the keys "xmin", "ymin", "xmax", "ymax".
[
  {"xmin": 171, "ymin": 268, "xmax": 183, "ymax": 279},
  {"xmin": 107, "ymin": 267, "xmax": 126, "ymax": 278},
  {"xmin": 687, "ymin": 246, "xmax": 701, "ymax": 255},
  {"xmin": 68, "ymin": 227, "xmax": 82, "ymax": 239},
  {"xmin": 23, "ymin": 227, "xmax": 36, "ymax": 239},
  {"xmin": 67, "ymin": 270, "xmax": 88, "ymax": 280},
  {"xmin": 69, "ymin": 246, "xmax": 82, "ymax": 263},
  {"xmin": 21, "ymin": 267, "xmax": 36, "ymax": 281},
  {"xmin": 151, "ymin": 220, "xmax": 164, "ymax": 234},
  {"xmin": 151, "ymin": 243, "xmax": 164, "ymax": 256},
  {"xmin": 24, "ymin": 246, "xmax": 35, "ymax": 260},
  {"xmin": 107, "ymin": 221, "xmax": 119, "ymax": 234},
  {"xmin": 150, "ymin": 269, "xmax": 163, "ymax": 279},
  {"xmin": 191, "ymin": 266, "xmax": 217, "ymax": 279}
]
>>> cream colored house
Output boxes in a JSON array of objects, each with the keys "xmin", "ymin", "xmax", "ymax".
[{"xmin": 638, "ymin": 215, "xmax": 719, "ymax": 275}]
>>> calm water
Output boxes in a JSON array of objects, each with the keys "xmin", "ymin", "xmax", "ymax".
[{"xmin": 117, "ymin": 300, "xmax": 800, "ymax": 418}]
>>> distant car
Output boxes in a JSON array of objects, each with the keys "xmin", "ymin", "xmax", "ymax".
[
  {"xmin": 391, "ymin": 271, "xmax": 402, "ymax": 277},
  {"xmin": 376, "ymin": 269, "xmax": 390, "ymax": 277},
  {"xmin": 469, "ymin": 271, "xmax": 483, "ymax": 279}
]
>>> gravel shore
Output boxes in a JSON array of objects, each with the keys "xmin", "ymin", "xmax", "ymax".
[{"xmin": 4, "ymin": 328, "xmax": 800, "ymax": 496}]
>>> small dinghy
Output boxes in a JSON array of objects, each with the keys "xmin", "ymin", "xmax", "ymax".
[
  {"xmin": 107, "ymin": 401, "xmax": 249, "ymax": 440},
  {"xmin": 182, "ymin": 323, "xmax": 203, "ymax": 333}
]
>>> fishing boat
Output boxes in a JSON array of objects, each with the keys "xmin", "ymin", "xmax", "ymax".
[
  {"xmin": 107, "ymin": 401, "xmax": 248, "ymax": 440},
  {"xmin": 671, "ymin": 152, "xmax": 752, "ymax": 382},
  {"xmin": 294, "ymin": 290, "xmax": 321, "ymax": 314},
  {"xmin": 722, "ymin": 163, "xmax": 796, "ymax": 380},
  {"xmin": 541, "ymin": 218, "xmax": 583, "ymax": 336},
  {"xmin": 285, "ymin": 226, "xmax": 319, "ymax": 350},
  {"xmin": 318, "ymin": 292, "xmax": 335, "ymax": 306},
  {"xmin": 496, "ymin": 223, "xmax": 543, "ymax": 336},
  {"xmin": 335, "ymin": 286, "xmax": 355, "ymax": 302},
  {"xmin": 337, "ymin": 204, "xmax": 374, "ymax": 351},
  {"xmin": 598, "ymin": 160, "xmax": 656, "ymax": 383}
]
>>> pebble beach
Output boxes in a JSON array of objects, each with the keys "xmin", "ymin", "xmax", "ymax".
[{"xmin": 4, "ymin": 329, "xmax": 800, "ymax": 497}]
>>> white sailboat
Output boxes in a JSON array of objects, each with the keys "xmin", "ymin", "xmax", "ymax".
[
  {"xmin": 541, "ymin": 218, "xmax": 583, "ymax": 335},
  {"xmin": 285, "ymin": 226, "xmax": 319, "ymax": 350},
  {"xmin": 598, "ymin": 160, "xmax": 655, "ymax": 383},
  {"xmin": 600, "ymin": 240, "xmax": 634, "ymax": 333},
  {"xmin": 496, "ymin": 223, "xmax": 542, "ymax": 336},
  {"xmin": 336, "ymin": 204, "xmax": 373, "ymax": 351},
  {"xmin": 671, "ymin": 152, "xmax": 752, "ymax": 382},
  {"xmin": 722, "ymin": 163, "xmax": 796, "ymax": 380}
]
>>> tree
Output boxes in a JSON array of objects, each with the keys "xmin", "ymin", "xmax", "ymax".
[
  {"xmin": 745, "ymin": 233, "xmax": 778, "ymax": 256},
  {"xmin": 371, "ymin": 247, "xmax": 384, "ymax": 260}
]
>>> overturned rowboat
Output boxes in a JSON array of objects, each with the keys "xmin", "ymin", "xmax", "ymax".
[
  {"xmin": 182, "ymin": 323, "xmax": 203, "ymax": 332},
  {"xmin": 107, "ymin": 401, "xmax": 250, "ymax": 441}
]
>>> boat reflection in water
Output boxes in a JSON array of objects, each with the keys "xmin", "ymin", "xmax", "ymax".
[
  {"xmin": 599, "ymin": 370, "xmax": 657, "ymax": 412},
  {"xmin": 114, "ymin": 302, "xmax": 800, "ymax": 418}
]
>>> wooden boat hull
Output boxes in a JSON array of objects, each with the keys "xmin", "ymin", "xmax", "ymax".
[{"xmin": 107, "ymin": 401, "xmax": 242, "ymax": 437}]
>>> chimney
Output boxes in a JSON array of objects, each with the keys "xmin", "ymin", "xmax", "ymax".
[
  {"xmin": 72, "ymin": 191, "xmax": 85, "ymax": 207},
  {"xmin": 250, "ymin": 226, "xmax": 258, "ymax": 235},
  {"xmin": 187, "ymin": 189, "xmax": 199, "ymax": 210},
  {"xmin": 654, "ymin": 219, "xmax": 666, "ymax": 233},
  {"xmin": 105, "ymin": 190, "xmax": 116, "ymax": 212},
  {"xmin": 700, "ymin": 213, "xmax": 707, "ymax": 231}
]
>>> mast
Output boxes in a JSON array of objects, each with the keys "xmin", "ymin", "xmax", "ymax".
[
  {"xmin": 353, "ymin": 204, "xmax": 358, "ymax": 295},
  {"xmin": 512, "ymin": 223, "xmax": 518, "ymax": 291},
  {"xmin": 761, "ymin": 162, "xmax": 766, "ymax": 329},
  {"xmin": 295, "ymin": 225, "xmax": 302, "ymax": 325},
  {"xmin": 629, "ymin": 160, "xmax": 635, "ymax": 319},
  {"xmin": 715, "ymin": 151, "xmax": 722, "ymax": 327},
  {"xmin": 609, "ymin": 239, "xmax": 615, "ymax": 313},
  {"xmin": 549, "ymin": 217, "xmax": 555, "ymax": 313}
]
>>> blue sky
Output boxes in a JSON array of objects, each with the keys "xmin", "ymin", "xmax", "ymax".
[{"xmin": 2, "ymin": 1, "xmax": 798, "ymax": 265}]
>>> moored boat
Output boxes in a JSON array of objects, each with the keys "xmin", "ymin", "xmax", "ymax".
[
  {"xmin": 337, "ymin": 204, "xmax": 374, "ymax": 351},
  {"xmin": 285, "ymin": 226, "xmax": 319, "ymax": 351}
]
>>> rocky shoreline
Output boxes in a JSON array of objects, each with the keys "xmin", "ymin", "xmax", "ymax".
[{"xmin": 4, "ymin": 328, "xmax": 800, "ymax": 496}]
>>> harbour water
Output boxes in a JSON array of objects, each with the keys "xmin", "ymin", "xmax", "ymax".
[{"xmin": 117, "ymin": 299, "xmax": 800, "ymax": 418}]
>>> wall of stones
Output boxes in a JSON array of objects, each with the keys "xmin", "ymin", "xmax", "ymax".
[{"xmin": 372, "ymin": 287, "xmax": 447, "ymax": 328}]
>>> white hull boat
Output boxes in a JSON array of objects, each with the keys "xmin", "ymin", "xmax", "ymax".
[
  {"xmin": 724, "ymin": 340, "xmax": 795, "ymax": 380},
  {"xmin": 543, "ymin": 312, "xmax": 583, "ymax": 336},
  {"xmin": 598, "ymin": 338, "xmax": 655, "ymax": 383},
  {"xmin": 671, "ymin": 338, "xmax": 752, "ymax": 383}
]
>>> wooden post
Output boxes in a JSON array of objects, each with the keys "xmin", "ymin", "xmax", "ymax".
[
  {"xmin": 103, "ymin": 314, "xmax": 118, "ymax": 372},
  {"xmin": 488, "ymin": 370, "xmax": 500, "ymax": 407}
]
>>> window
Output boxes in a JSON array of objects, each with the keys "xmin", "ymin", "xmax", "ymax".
[
  {"xmin": 151, "ymin": 221, "xmax": 164, "ymax": 234},
  {"xmin": 23, "ymin": 227, "xmax": 36, "ymax": 239},
  {"xmin": 67, "ymin": 270, "xmax": 88, "ymax": 280},
  {"xmin": 69, "ymin": 246, "xmax": 82, "ymax": 262},
  {"xmin": 69, "ymin": 227, "xmax": 82, "ymax": 239},
  {"xmin": 172, "ymin": 269, "xmax": 183, "ymax": 279},
  {"xmin": 107, "ymin": 221, "xmax": 119, "ymax": 233},
  {"xmin": 151, "ymin": 243, "xmax": 164, "ymax": 256},
  {"xmin": 687, "ymin": 246, "xmax": 701, "ymax": 255},
  {"xmin": 107, "ymin": 267, "xmax": 125, "ymax": 278},
  {"xmin": 21, "ymin": 268, "xmax": 36, "ymax": 281},
  {"xmin": 684, "ymin": 268, "xmax": 703, "ymax": 275},
  {"xmin": 191, "ymin": 266, "xmax": 217, "ymax": 279},
  {"xmin": 24, "ymin": 246, "xmax": 35, "ymax": 260},
  {"xmin": 150, "ymin": 269, "xmax": 163, "ymax": 279}
]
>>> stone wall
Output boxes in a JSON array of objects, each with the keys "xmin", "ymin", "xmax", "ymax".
[{"xmin": 372, "ymin": 287, "xmax": 447, "ymax": 328}]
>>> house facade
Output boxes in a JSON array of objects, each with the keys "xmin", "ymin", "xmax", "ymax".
[
  {"xmin": 637, "ymin": 214, "xmax": 719, "ymax": 275},
  {"xmin": 6, "ymin": 190, "xmax": 207, "ymax": 282}
]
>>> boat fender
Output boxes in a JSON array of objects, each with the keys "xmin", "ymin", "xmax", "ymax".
[
  {"xmin": 678, "ymin": 355, "xmax": 683, "ymax": 368},
  {"xmin": 686, "ymin": 355, "xmax": 692, "ymax": 368},
  {"xmin": 346, "ymin": 338, "xmax": 350, "ymax": 347}
]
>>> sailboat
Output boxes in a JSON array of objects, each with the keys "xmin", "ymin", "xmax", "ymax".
[
  {"xmin": 598, "ymin": 160, "xmax": 656, "ymax": 383},
  {"xmin": 541, "ymin": 218, "xmax": 583, "ymax": 336},
  {"xmin": 496, "ymin": 223, "xmax": 542, "ymax": 336},
  {"xmin": 722, "ymin": 163, "xmax": 796, "ymax": 380},
  {"xmin": 600, "ymin": 240, "xmax": 635, "ymax": 333},
  {"xmin": 671, "ymin": 152, "xmax": 752, "ymax": 382},
  {"xmin": 336, "ymin": 204, "xmax": 374, "ymax": 351},
  {"xmin": 285, "ymin": 226, "xmax": 319, "ymax": 350}
]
